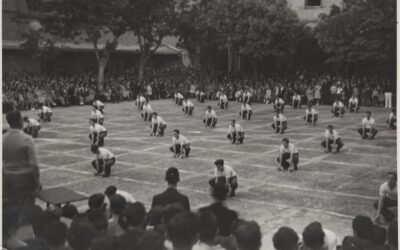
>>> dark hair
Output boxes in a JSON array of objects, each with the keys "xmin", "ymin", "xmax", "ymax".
[
  {"xmin": 6, "ymin": 111, "xmax": 22, "ymax": 128},
  {"xmin": 173, "ymin": 129, "xmax": 180, "ymax": 134},
  {"xmin": 119, "ymin": 202, "xmax": 147, "ymax": 230},
  {"xmin": 233, "ymin": 220, "xmax": 262, "ymax": 250},
  {"xmin": 91, "ymin": 144, "xmax": 99, "ymax": 153},
  {"xmin": 372, "ymin": 225, "xmax": 387, "ymax": 246},
  {"xmin": 302, "ymin": 222, "xmax": 325, "ymax": 249},
  {"xmin": 67, "ymin": 217, "xmax": 96, "ymax": 250},
  {"xmin": 104, "ymin": 185, "xmax": 117, "ymax": 197},
  {"xmin": 89, "ymin": 213, "xmax": 108, "ymax": 232},
  {"xmin": 44, "ymin": 221, "xmax": 68, "ymax": 247},
  {"xmin": 110, "ymin": 194, "xmax": 126, "ymax": 216},
  {"xmin": 388, "ymin": 220, "xmax": 398, "ymax": 247},
  {"xmin": 387, "ymin": 172, "xmax": 397, "ymax": 181},
  {"xmin": 352, "ymin": 215, "xmax": 373, "ymax": 240},
  {"xmin": 162, "ymin": 203, "xmax": 185, "ymax": 225},
  {"xmin": 62, "ymin": 204, "xmax": 78, "ymax": 219},
  {"xmin": 165, "ymin": 167, "xmax": 180, "ymax": 185},
  {"xmin": 138, "ymin": 230, "xmax": 165, "ymax": 250},
  {"xmin": 211, "ymin": 183, "xmax": 229, "ymax": 201},
  {"xmin": 282, "ymin": 138, "xmax": 289, "ymax": 144},
  {"xmin": 166, "ymin": 211, "xmax": 199, "ymax": 249},
  {"xmin": 197, "ymin": 211, "xmax": 218, "ymax": 243},
  {"xmin": 327, "ymin": 125, "xmax": 333, "ymax": 129},
  {"xmin": 147, "ymin": 206, "xmax": 163, "ymax": 227},
  {"xmin": 366, "ymin": 111, "xmax": 371, "ymax": 114},
  {"xmin": 88, "ymin": 193, "xmax": 105, "ymax": 209},
  {"xmin": 273, "ymin": 227, "xmax": 299, "ymax": 250},
  {"xmin": 207, "ymin": 106, "xmax": 211, "ymax": 109}
]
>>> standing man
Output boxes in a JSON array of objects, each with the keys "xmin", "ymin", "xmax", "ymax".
[
  {"xmin": 348, "ymin": 95, "xmax": 360, "ymax": 113},
  {"xmin": 227, "ymin": 120, "xmax": 244, "ymax": 145},
  {"xmin": 272, "ymin": 111, "xmax": 287, "ymax": 134},
  {"xmin": 384, "ymin": 81, "xmax": 393, "ymax": 109},
  {"xmin": 151, "ymin": 167, "xmax": 190, "ymax": 210},
  {"xmin": 357, "ymin": 111, "xmax": 378, "ymax": 139},
  {"xmin": 374, "ymin": 172, "xmax": 397, "ymax": 224},
  {"xmin": 277, "ymin": 138, "xmax": 299, "ymax": 172},
  {"xmin": 321, "ymin": 125, "xmax": 344, "ymax": 153},
  {"xmin": 3, "ymin": 111, "xmax": 41, "ymax": 215},
  {"xmin": 23, "ymin": 116, "xmax": 41, "ymax": 138},
  {"xmin": 203, "ymin": 106, "xmax": 218, "ymax": 128},
  {"xmin": 91, "ymin": 145, "xmax": 116, "ymax": 178},
  {"xmin": 170, "ymin": 129, "xmax": 191, "ymax": 159},
  {"xmin": 208, "ymin": 159, "xmax": 238, "ymax": 197},
  {"xmin": 332, "ymin": 99, "xmax": 345, "ymax": 117},
  {"xmin": 182, "ymin": 98, "xmax": 195, "ymax": 116},
  {"xmin": 150, "ymin": 112, "xmax": 167, "ymax": 137},
  {"xmin": 303, "ymin": 104, "xmax": 318, "ymax": 126}
]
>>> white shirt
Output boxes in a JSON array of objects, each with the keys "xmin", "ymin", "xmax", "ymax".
[
  {"xmin": 97, "ymin": 148, "xmax": 114, "ymax": 160},
  {"xmin": 94, "ymin": 100, "xmax": 104, "ymax": 107},
  {"xmin": 205, "ymin": 110, "xmax": 217, "ymax": 119},
  {"xmin": 333, "ymin": 101, "xmax": 344, "ymax": 108},
  {"xmin": 138, "ymin": 96, "xmax": 146, "ymax": 102},
  {"xmin": 172, "ymin": 135, "xmax": 190, "ymax": 145},
  {"xmin": 142, "ymin": 103, "xmax": 153, "ymax": 113},
  {"xmin": 91, "ymin": 110, "xmax": 103, "ymax": 120},
  {"xmin": 177, "ymin": 93, "xmax": 184, "ymax": 99},
  {"xmin": 28, "ymin": 118, "xmax": 40, "ymax": 126},
  {"xmin": 362, "ymin": 117, "xmax": 375, "ymax": 129},
  {"xmin": 42, "ymin": 106, "xmax": 51, "ymax": 113},
  {"xmin": 305, "ymin": 108, "xmax": 317, "ymax": 115},
  {"xmin": 325, "ymin": 130, "xmax": 339, "ymax": 140},
  {"xmin": 241, "ymin": 104, "xmax": 252, "ymax": 111},
  {"xmin": 379, "ymin": 182, "xmax": 397, "ymax": 200},
  {"xmin": 275, "ymin": 98, "xmax": 285, "ymax": 104},
  {"xmin": 322, "ymin": 229, "xmax": 339, "ymax": 250},
  {"xmin": 90, "ymin": 123, "xmax": 107, "ymax": 133},
  {"xmin": 228, "ymin": 123, "xmax": 244, "ymax": 133},
  {"xmin": 183, "ymin": 100, "xmax": 194, "ymax": 108},
  {"xmin": 115, "ymin": 190, "xmax": 136, "ymax": 203},
  {"xmin": 274, "ymin": 114, "xmax": 286, "ymax": 122},
  {"xmin": 151, "ymin": 116, "xmax": 166, "ymax": 126},
  {"xmin": 215, "ymin": 165, "xmax": 237, "ymax": 179},
  {"xmin": 220, "ymin": 95, "xmax": 228, "ymax": 102},
  {"xmin": 193, "ymin": 242, "xmax": 224, "ymax": 250},
  {"xmin": 349, "ymin": 97, "xmax": 358, "ymax": 104},
  {"xmin": 389, "ymin": 112, "xmax": 396, "ymax": 120},
  {"xmin": 279, "ymin": 143, "xmax": 298, "ymax": 154},
  {"xmin": 293, "ymin": 95, "xmax": 301, "ymax": 101}
]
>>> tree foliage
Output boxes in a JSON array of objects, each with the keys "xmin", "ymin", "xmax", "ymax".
[{"xmin": 314, "ymin": 0, "xmax": 396, "ymax": 74}]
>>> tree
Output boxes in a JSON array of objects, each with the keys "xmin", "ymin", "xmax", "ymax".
[
  {"xmin": 119, "ymin": 0, "xmax": 178, "ymax": 82},
  {"xmin": 314, "ymin": 0, "xmax": 396, "ymax": 76},
  {"xmin": 27, "ymin": 0, "xmax": 128, "ymax": 89}
]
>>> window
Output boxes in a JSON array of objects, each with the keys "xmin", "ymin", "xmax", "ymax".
[{"xmin": 305, "ymin": 0, "xmax": 322, "ymax": 7}]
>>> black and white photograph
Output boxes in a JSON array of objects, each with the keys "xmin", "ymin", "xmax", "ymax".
[{"xmin": 1, "ymin": 0, "xmax": 398, "ymax": 249}]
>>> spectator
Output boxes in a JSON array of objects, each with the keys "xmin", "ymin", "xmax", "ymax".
[
  {"xmin": 371, "ymin": 225, "xmax": 387, "ymax": 250},
  {"xmin": 352, "ymin": 215, "xmax": 374, "ymax": 248},
  {"xmin": 118, "ymin": 202, "xmax": 147, "ymax": 232},
  {"xmin": 166, "ymin": 211, "xmax": 199, "ymax": 250},
  {"xmin": 151, "ymin": 167, "xmax": 190, "ymax": 210},
  {"xmin": 138, "ymin": 230, "xmax": 165, "ymax": 250},
  {"xmin": 232, "ymin": 220, "xmax": 262, "ymax": 250},
  {"xmin": 193, "ymin": 211, "xmax": 224, "ymax": 250},
  {"xmin": 43, "ymin": 221, "xmax": 68, "ymax": 250},
  {"xmin": 302, "ymin": 222, "xmax": 339, "ymax": 250},
  {"xmin": 108, "ymin": 194, "xmax": 126, "ymax": 236},
  {"xmin": 341, "ymin": 236, "xmax": 364, "ymax": 250},
  {"xmin": 272, "ymin": 227, "xmax": 300, "ymax": 250},
  {"xmin": 67, "ymin": 216, "xmax": 96, "ymax": 250},
  {"xmin": 90, "ymin": 237, "xmax": 116, "ymax": 250},
  {"xmin": 387, "ymin": 220, "xmax": 397, "ymax": 250}
]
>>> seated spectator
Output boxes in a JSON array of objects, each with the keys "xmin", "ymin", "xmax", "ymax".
[
  {"xmin": 90, "ymin": 237, "xmax": 117, "ymax": 250},
  {"xmin": 43, "ymin": 221, "xmax": 68, "ymax": 250},
  {"xmin": 199, "ymin": 183, "xmax": 238, "ymax": 237},
  {"xmin": 341, "ymin": 236, "xmax": 364, "ymax": 250},
  {"xmin": 272, "ymin": 227, "xmax": 300, "ymax": 250},
  {"xmin": 193, "ymin": 211, "xmax": 224, "ymax": 250},
  {"xmin": 232, "ymin": 220, "xmax": 262, "ymax": 250},
  {"xmin": 371, "ymin": 225, "xmax": 387, "ymax": 250},
  {"xmin": 67, "ymin": 216, "xmax": 96, "ymax": 250},
  {"xmin": 108, "ymin": 194, "xmax": 126, "ymax": 236},
  {"xmin": 86, "ymin": 193, "xmax": 107, "ymax": 218},
  {"xmin": 88, "ymin": 212, "xmax": 108, "ymax": 238},
  {"xmin": 302, "ymin": 222, "xmax": 339, "ymax": 250},
  {"xmin": 151, "ymin": 167, "xmax": 190, "ymax": 210},
  {"xmin": 147, "ymin": 206, "xmax": 165, "ymax": 234},
  {"xmin": 118, "ymin": 202, "xmax": 147, "ymax": 232},
  {"xmin": 387, "ymin": 220, "xmax": 397, "ymax": 250},
  {"xmin": 166, "ymin": 211, "xmax": 199, "ymax": 250},
  {"xmin": 138, "ymin": 230, "xmax": 165, "ymax": 250}
]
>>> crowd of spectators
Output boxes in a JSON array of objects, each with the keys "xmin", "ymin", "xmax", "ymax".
[
  {"xmin": 3, "ymin": 167, "xmax": 398, "ymax": 250},
  {"xmin": 2, "ymin": 68, "xmax": 396, "ymax": 113}
]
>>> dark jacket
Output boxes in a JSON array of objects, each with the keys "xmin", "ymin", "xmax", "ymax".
[
  {"xmin": 199, "ymin": 202, "xmax": 238, "ymax": 236},
  {"xmin": 151, "ymin": 187, "xmax": 190, "ymax": 210}
]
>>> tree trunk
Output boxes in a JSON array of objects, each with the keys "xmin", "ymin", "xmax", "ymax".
[
  {"xmin": 97, "ymin": 58, "xmax": 107, "ymax": 92},
  {"xmin": 138, "ymin": 54, "xmax": 147, "ymax": 83}
]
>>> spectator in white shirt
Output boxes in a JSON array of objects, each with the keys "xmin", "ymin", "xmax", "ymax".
[
  {"xmin": 89, "ymin": 120, "xmax": 107, "ymax": 147},
  {"xmin": 321, "ymin": 125, "xmax": 344, "ymax": 153},
  {"xmin": 170, "ymin": 129, "xmax": 191, "ymax": 158},
  {"xmin": 91, "ymin": 145, "xmax": 116, "ymax": 177},
  {"xmin": 272, "ymin": 111, "xmax": 287, "ymax": 134},
  {"xmin": 301, "ymin": 222, "xmax": 339, "ymax": 250},
  {"xmin": 274, "ymin": 97, "xmax": 285, "ymax": 113},
  {"xmin": 150, "ymin": 112, "xmax": 167, "ymax": 137},
  {"xmin": 204, "ymin": 106, "xmax": 218, "ymax": 128},
  {"xmin": 303, "ymin": 104, "xmax": 318, "ymax": 125},
  {"xmin": 357, "ymin": 111, "xmax": 378, "ymax": 139},
  {"xmin": 331, "ymin": 99, "xmax": 345, "ymax": 117},
  {"xmin": 193, "ymin": 211, "xmax": 225, "ymax": 250},
  {"xmin": 141, "ymin": 100, "xmax": 153, "ymax": 122},
  {"xmin": 272, "ymin": 227, "xmax": 300, "ymax": 250},
  {"xmin": 239, "ymin": 102, "xmax": 252, "ymax": 120},
  {"xmin": 209, "ymin": 159, "xmax": 238, "ymax": 197},
  {"xmin": 387, "ymin": 108, "xmax": 396, "ymax": 129},
  {"xmin": 349, "ymin": 95, "xmax": 360, "ymax": 113},
  {"xmin": 292, "ymin": 92, "xmax": 302, "ymax": 109},
  {"xmin": 227, "ymin": 120, "xmax": 244, "ymax": 145},
  {"xmin": 277, "ymin": 138, "xmax": 299, "ymax": 172},
  {"xmin": 182, "ymin": 97, "xmax": 195, "ymax": 116},
  {"xmin": 39, "ymin": 104, "xmax": 52, "ymax": 122},
  {"xmin": 23, "ymin": 116, "xmax": 41, "ymax": 138},
  {"xmin": 219, "ymin": 93, "xmax": 229, "ymax": 109},
  {"xmin": 374, "ymin": 172, "xmax": 397, "ymax": 223}
]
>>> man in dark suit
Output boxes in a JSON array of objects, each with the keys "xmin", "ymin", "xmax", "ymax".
[{"xmin": 151, "ymin": 167, "xmax": 190, "ymax": 210}]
